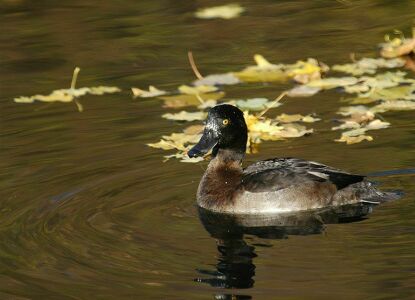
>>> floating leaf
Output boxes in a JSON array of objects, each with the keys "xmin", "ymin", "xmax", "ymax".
[
  {"xmin": 338, "ymin": 105, "xmax": 372, "ymax": 116},
  {"xmin": 286, "ymin": 58, "xmax": 323, "ymax": 84},
  {"xmin": 88, "ymin": 86, "xmax": 121, "ymax": 95},
  {"xmin": 349, "ymin": 85, "xmax": 415, "ymax": 104},
  {"xmin": 306, "ymin": 77, "xmax": 359, "ymax": 89},
  {"xmin": 162, "ymin": 111, "xmax": 207, "ymax": 121},
  {"xmin": 279, "ymin": 123, "xmax": 313, "ymax": 138},
  {"xmin": 162, "ymin": 133, "xmax": 202, "ymax": 145},
  {"xmin": 235, "ymin": 55, "xmax": 325, "ymax": 83},
  {"xmin": 341, "ymin": 128, "xmax": 369, "ymax": 137},
  {"xmin": 160, "ymin": 92, "xmax": 225, "ymax": 108},
  {"xmin": 193, "ymin": 73, "xmax": 241, "ymax": 86},
  {"xmin": 164, "ymin": 153, "xmax": 204, "ymax": 163},
  {"xmin": 147, "ymin": 139, "xmax": 184, "ymax": 151},
  {"xmin": 332, "ymin": 58, "xmax": 405, "ymax": 76},
  {"xmin": 365, "ymin": 119, "xmax": 390, "ymax": 130},
  {"xmin": 380, "ymin": 32, "xmax": 415, "ymax": 58},
  {"xmin": 178, "ymin": 84, "xmax": 218, "ymax": 95},
  {"xmin": 183, "ymin": 124, "xmax": 204, "ymax": 135},
  {"xmin": 235, "ymin": 55, "xmax": 286, "ymax": 82},
  {"xmin": 14, "ymin": 87, "xmax": 121, "ymax": 104},
  {"xmin": 195, "ymin": 4, "xmax": 245, "ymax": 19},
  {"xmin": 131, "ymin": 86, "xmax": 167, "ymax": 98},
  {"xmin": 335, "ymin": 135, "xmax": 373, "ymax": 144},
  {"xmin": 198, "ymin": 99, "xmax": 217, "ymax": 109},
  {"xmin": 332, "ymin": 121, "xmax": 361, "ymax": 131},
  {"xmin": 15, "ymin": 91, "xmax": 74, "ymax": 103},
  {"xmin": 231, "ymin": 98, "xmax": 277, "ymax": 111},
  {"xmin": 276, "ymin": 113, "xmax": 320, "ymax": 123},
  {"xmin": 14, "ymin": 68, "xmax": 121, "ymax": 112},
  {"xmin": 287, "ymin": 85, "xmax": 320, "ymax": 97},
  {"xmin": 371, "ymin": 100, "xmax": 415, "ymax": 113}
]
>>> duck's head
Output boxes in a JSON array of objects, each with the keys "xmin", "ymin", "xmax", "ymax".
[{"xmin": 188, "ymin": 104, "xmax": 248, "ymax": 158}]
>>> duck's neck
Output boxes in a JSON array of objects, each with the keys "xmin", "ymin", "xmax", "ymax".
[{"xmin": 197, "ymin": 149, "xmax": 244, "ymax": 209}]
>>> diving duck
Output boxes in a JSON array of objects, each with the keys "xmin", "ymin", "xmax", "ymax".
[{"xmin": 188, "ymin": 104, "xmax": 397, "ymax": 214}]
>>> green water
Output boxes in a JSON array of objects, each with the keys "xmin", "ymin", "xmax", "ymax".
[{"xmin": 1, "ymin": 1, "xmax": 415, "ymax": 299}]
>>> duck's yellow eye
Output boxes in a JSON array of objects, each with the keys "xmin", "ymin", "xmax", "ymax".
[{"xmin": 222, "ymin": 119, "xmax": 229, "ymax": 126}]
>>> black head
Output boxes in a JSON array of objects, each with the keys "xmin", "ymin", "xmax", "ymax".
[{"xmin": 188, "ymin": 104, "xmax": 248, "ymax": 158}]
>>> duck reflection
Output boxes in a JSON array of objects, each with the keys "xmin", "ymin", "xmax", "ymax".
[{"xmin": 195, "ymin": 204, "xmax": 373, "ymax": 293}]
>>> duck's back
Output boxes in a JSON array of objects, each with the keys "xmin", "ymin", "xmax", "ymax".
[{"xmin": 218, "ymin": 158, "xmax": 395, "ymax": 214}]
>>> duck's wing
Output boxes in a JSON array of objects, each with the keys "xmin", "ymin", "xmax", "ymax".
[{"xmin": 242, "ymin": 158, "xmax": 365, "ymax": 192}]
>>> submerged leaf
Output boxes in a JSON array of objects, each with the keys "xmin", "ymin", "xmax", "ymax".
[{"xmin": 195, "ymin": 4, "xmax": 245, "ymax": 19}]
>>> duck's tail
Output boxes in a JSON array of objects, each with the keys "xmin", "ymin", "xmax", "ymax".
[
  {"xmin": 358, "ymin": 181, "xmax": 403, "ymax": 204},
  {"xmin": 333, "ymin": 181, "xmax": 402, "ymax": 206}
]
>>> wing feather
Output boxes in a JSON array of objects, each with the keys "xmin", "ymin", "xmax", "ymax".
[{"xmin": 242, "ymin": 158, "xmax": 364, "ymax": 192}]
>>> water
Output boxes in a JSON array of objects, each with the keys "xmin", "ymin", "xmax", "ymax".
[{"xmin": 1, "ymin": 0, "xmax": 415, "ymax": 299}]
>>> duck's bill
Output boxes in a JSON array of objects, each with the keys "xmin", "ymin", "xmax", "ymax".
[{"xmin": 188, "ymin": 130, "xmax": 218, "ymax": 158}]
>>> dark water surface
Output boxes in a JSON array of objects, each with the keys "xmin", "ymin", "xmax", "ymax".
[{"xmin": 1, "ymin": 1, "xmax": 415, "ymax": 299}]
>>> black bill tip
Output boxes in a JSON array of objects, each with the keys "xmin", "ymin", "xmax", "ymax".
[{"xmin": 188, "ymin": 147, "xmax": 204, "ymax": 158}]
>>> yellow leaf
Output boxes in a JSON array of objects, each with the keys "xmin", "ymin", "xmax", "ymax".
[
  {"xmin": 279, "ymin": 123, "xmax": 313, "ymax": 138},
  {"xmin": 276, "ymin": 113, "xmax": 320, "ymax": 123},
  {"xmin": 365, "ymin": 119, "xmax": 390, "ymax": 130},
  {"xmin": 162, "ymin": 133, "xmax": 202, "ymax": 145},
  {"xmin": 371, "ymin": 100, "xmax": 415, "ymax": 113},
  {"xmin": 183, "ymin": 124, "xmax": 204, "ymax": 135},
  {"xmin": 147, "ymin": 140, "xmax": 182, "ymax": 151},
  {"xmin": 254, "ymin": 54, "xmax": 275, "ymax": 68},
  {"xmin": 335, "ymin": 135, "xmax": 373, "ymax": 144},
  {"xmin": 234, "ymin": 54, "xmax": 287, "ymax": 83},
  {"xmin": 14, "ymin": 68, "xmax": 121, "ymax": 109},
  {"xmin": 333, "ymin": 58, "xmax": 405, "ymax": 76},
  {"xmin": 195, "ymin": 4, "xmax": 245, "ymax": 19},
  {"xmin": 306, "ymin": 77, "xmax": 359, "ymax": 89},
  {"xmin": 131, "ymin": 86, "xmax": 167, "ymax": 98},
  {"xmin": 162, "ymin": 111, "xmax": 207, "ymax": 121},
  {"xmin": 160, "ymin": 92, "xmax": 225, "ymax": 108},
  {"xmin": 193, "ymin": 73, "xmax": 241, "ymax": 86},
  {"xmin": 380, "ymin": 38, "xmax": 415, "ymax": 58},
  {"xmin": 178, "ymin": 85, "xmax": 218, "ymax": 95},
  {"xmin": 287, "ymin": 85, "xmax": 320, "ymax": 97}
]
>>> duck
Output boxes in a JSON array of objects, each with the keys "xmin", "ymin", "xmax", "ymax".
[{"xmin": 188, "ymin": 104, "xmax": 398, "ymax": 214}]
